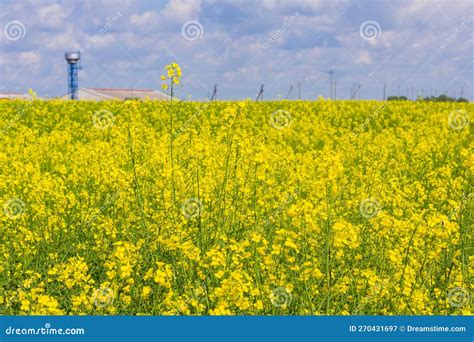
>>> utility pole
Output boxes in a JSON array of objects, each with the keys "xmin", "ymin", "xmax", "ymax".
[
  {"xmin": 328, "ymin": 70, "xmax": 334, "ymax": 98},
  {"xmin": 356, "ymin": 83, "xmax": 362, "ymax": 99},
  {"xmin": 210, "ymin": 84, "xmax": 217, "ymax": 101},
  {"xmin": 383, "ymin": 82, "xmax": 386, "ymax": 101},
  {"xmin": 334, "ymin": 80, "xmax": 337, "ymax": 100},
  {"xmin": 285, "ymin": 85, "xmax": 293, "ymax": 99},
  {"xmin": 256, "ymin": 84, "xmax": 264, "ymax": 101},
  {"xmin": 298, "ymin": 82, "xmax": 301, "ymax": 100},
  {"xmin": 351, "ymin": 83, "xmax": 362, "ymax": 100}
]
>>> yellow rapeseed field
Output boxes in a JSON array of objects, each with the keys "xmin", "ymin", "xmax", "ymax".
[{"xmin": 0, "ymin": 97, "xmax": 472, "ymax": 315}]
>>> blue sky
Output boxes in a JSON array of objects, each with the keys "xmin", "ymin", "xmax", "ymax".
[{"xmin": 0, "ymin": 0, "xmax": 472, "ymax": 100}]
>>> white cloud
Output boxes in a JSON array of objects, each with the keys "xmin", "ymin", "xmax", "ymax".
[
  {"xmin": 19, "ymin": 51, "xmax": 40, "ymax": 64},
  {"xmin": 261, "ymin": 0, "xmax": 324, "ymax": 11},
  {"xmin": 161, "ymin": 0, "xmax": 202, "ymax": 22},
  {"xmin": 130, "ymin": 0, "xmax": 202, "ymax": 30},
  {"xmin": 0, "ymin": 0, "xmax": 471, "ymax": 99},
  {"xmin": 38, "ymin": 4, "xmax": 68, "ymax": 28},
  {"xmin": 355, "ymin": 50, "xmax": 372, "ymax": 64},
  {"xmin": 130, "ymin": 11, "xmax": 159, "ymax": 29},
  {"xmin": 44, "ymin": 26, "xmax": 82, "ymax": 50}
]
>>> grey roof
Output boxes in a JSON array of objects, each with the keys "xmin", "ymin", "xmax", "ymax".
[
  {"xmin": 0, "ymin": 92, "xmax": 31, "ymax": 99},
  {"xmin": 61, "ymin": 88, "xmax": 171, "ymax": 100}
]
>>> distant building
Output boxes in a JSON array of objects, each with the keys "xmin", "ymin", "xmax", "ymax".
[
  {"xmin": 60, "ymin": 88, "xmax": 171, "ymax": 100},
  {"xmin": 0, "ymin": 92, "xmax": 31, "ymax": 100}
]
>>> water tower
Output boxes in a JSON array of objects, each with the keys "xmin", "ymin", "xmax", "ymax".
[{"xmin": 65, "ymin": 51, "xmax": 81, "ymax": 100}]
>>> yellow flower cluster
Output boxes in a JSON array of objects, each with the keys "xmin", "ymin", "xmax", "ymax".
[
  {"xmin": 161, "ymin": 62, "xmax": 182, "ymax": 90},
  {"xmin": 0, "ymin": 99, "xmax": 471, "ymax": 315}
]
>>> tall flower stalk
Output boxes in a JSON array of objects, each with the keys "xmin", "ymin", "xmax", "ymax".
[{"xmin": 161, "ymin": 63, "xmax": 182, "ymax": 205}]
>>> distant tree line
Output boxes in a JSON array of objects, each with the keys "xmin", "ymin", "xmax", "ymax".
[{"xmin": 387, "ymin": 94, "xmax": 469, "ymax": 102}]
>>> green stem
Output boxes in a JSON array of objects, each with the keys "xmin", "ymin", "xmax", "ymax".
[{"xmin": 169, "ymin": 78, "xmax": 176, "ymax": 205}]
